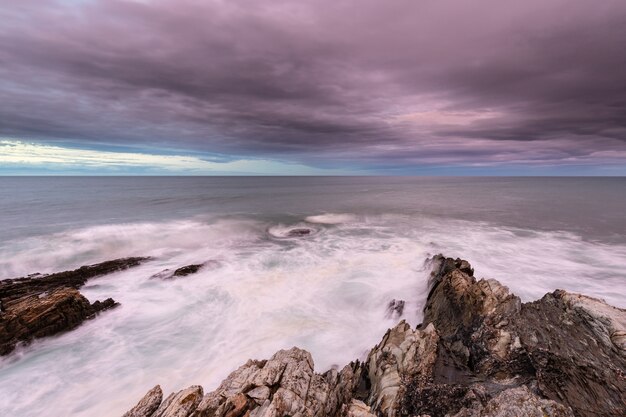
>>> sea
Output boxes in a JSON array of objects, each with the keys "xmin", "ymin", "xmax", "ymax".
[{"xmin": 0, "ymin": 176, "xmax": 624, "ymax": 417}]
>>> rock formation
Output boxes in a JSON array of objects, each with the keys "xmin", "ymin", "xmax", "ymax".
[
  {"xmin": 122, "ymin": 254, "xmax": 626, "ymax": 417},
  {"xmin": 0, "ymin": 257, "xmax": 148, "ymax": 355},
  {"xmin": 150, "ymin": 261, "xmax": 219, "ymax": 280},
  {"xmin": 0, "ymin": 257, "xmax": 148, "ymax": 301}
]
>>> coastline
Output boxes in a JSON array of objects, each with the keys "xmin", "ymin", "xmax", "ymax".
[
  {"xmin": 2, "ymin": 254, "xmax": 625, "ymax": 416},
  {"xmin": 121, "ymin": 255, "xmax": 625, "ymax": 417}
]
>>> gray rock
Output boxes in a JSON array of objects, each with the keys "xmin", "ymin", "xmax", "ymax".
[
  {"xmin": 422, "ymin": 254, "xmax": 625, "ymax": 417},
  {"xmin": 366, "ymin": 320, "xmax": 438, "ymax": 416},
  {"xmin": 153, "ymin": 385, "xmax": 203, "ymax": 417},
  {"xmin": 346, "ymin": 399, "xmax": 376, "ymax": 417},
  {"xmin": 123, "ymin": 385, "xmax": 163, "ymax": 417}
]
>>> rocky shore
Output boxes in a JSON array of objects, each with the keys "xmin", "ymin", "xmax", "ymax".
[
  {"xmin": 0, "ymin": 257, "xmax": 148, "ymax": 355},
  {"xmin": 123, "ymin": 255, "xmax": 626, "ymax": 417}
]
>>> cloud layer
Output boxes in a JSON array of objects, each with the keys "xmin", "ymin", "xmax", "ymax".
[
  {"xmin": 1, "ymin": 0, "xmax": 625, "ymax": 173},
  {"xmin": 0, "ymin": 139, "xmax": 354, "ymax": 175}
]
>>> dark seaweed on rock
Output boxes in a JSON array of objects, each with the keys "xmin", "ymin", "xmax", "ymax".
[{"xmin": 124, "ymin": 254, "xmax": 625, "ymax": 417}]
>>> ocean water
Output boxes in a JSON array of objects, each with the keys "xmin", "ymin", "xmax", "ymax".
[{"xmin": 0, "ymin": 176, "xmax": 624, "ymax": 417}]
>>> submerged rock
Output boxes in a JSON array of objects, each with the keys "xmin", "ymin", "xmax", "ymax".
[
  {"xmin": 286, "ymin": 228, "xmax": 313, "ymax": 237},
  {"xmin": 173, "ymin": 264, "xmax": 204, "ymax": 277},
  {"xmin": 123, "ymin": 385, "xmax": 163, "ymax": 417},
  {"xmin": 0, "ymin": 257, "xmax": 148, "ymax": 356},
  {"xmin": 124, "ymin": 254, "xmax": 625, "ymax": 417},
  {"xmin": 150, "ymin": 261, "xmax": 219, "ymax": 280},
  {"xmin": 385, "ymin": 299, "xmax": 405, "ymax": 318}
]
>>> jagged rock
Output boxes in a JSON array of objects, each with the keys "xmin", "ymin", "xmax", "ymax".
[
  {"xmin": 153, "ymin": 385, "xmax": 203, "ymax": 417},
  {"xmin": 423, "ymin": 254, "xmax": 625, "ymax": 417},
  {"xmin": 0, "ymin": 258, "xmax": 147, "ymax": 356},
  {"xmin": 0, "ymin": 288, "xmax": 119, "ymax": 355},
  {"xmin": 513, "ymin": 291, "xmax": 626, "ymax": 416},
  {"xmin": 123, "ymin": 385, "xmax": 163, "ymax": 417},
  {"xmin": 366, "ymin": 321, "xmax": 439, "ymax": 416},
  {"xmin": 128, "ymin": 347, "xmax": 363, "ymax": 417},
  {"xmin": 423, "ymin": 254, "xmax": 525, "ymax": 378}
]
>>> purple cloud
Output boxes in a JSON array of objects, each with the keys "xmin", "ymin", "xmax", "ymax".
[{"xmin": 1, "ymin": 0, "xmax": 625, "ymax": 172}]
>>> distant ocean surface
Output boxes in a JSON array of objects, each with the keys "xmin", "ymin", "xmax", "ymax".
[{"xmin": 0, "ymin": 176, "xmax": 625, "ymax": 417}]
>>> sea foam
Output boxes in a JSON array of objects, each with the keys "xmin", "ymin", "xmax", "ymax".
[{"xmin": 0, "ymin": 213, "xmax": 625, "ymax": 417}]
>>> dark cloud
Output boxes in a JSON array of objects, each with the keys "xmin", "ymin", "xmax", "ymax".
[{"xmin": 1, "ymin": 0, "xmax": 625, "ymax": 171}]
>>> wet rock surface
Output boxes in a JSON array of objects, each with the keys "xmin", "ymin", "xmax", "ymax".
[
  {"xmin": 0, "ymin": 257, "xmax": 148, "ymax": 355},
  {"xmin": 125, "ymin": 254, "xmax": 625, "ymax": 417}
]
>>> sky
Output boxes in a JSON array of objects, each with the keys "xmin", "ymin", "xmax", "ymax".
[{"xmin": 1, "ymin": 0, "xmax": 625, "ymax": 175}]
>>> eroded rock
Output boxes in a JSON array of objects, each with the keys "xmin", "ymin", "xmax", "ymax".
[
  {"xmin": 423, "ymin": 254, "xmax": 625, "ymax": 417},
  {"xmin": 127, "ymin": 347, "xmax": 363, "ymax": 417},
  {"xmin": 154, "ymin": 385, "xmax": 203, "ymax": 417},
  {"xmin": 0, "ymin": 258, "xmax": 148, "ymax": 356},
  {"xmin": 0, "ymin": 288, "xmax": 119, "ymax": 355},
  {"xmin": 123, "ymin": 385, "xmax": 163, "ymax": 417},
  {"xmin": 366, "ymin": 321, "xmax": 439, "ymax": 416},
  {"xmin": 0, "ymin": 257, "xmax": 149, "ymax": 302}
]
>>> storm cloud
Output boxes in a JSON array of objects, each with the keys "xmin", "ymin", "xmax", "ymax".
[{"xmin": 1, "ymin": 0, "xmax": 625, "ymax": 173}]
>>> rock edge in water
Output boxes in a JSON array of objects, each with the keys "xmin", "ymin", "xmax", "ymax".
[
  {"xmin": 122, "ymin": 254, "xmax": 622, "ymax": 416},
  {"xmin": 0, "ymin": 257, "xmax": 149, "ymax": 355}
]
